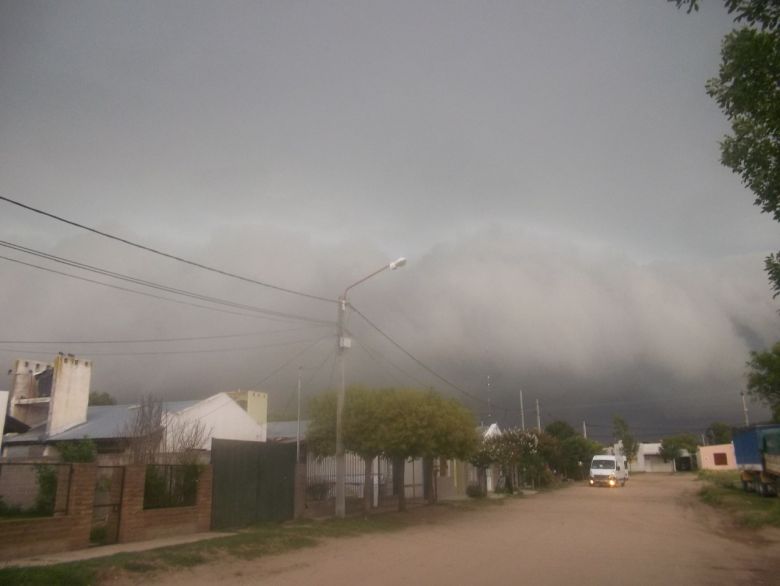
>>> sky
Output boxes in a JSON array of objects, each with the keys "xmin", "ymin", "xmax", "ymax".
[{"xmin": 1, "ymin": 1, "xmax": 778, "ymax": 443}]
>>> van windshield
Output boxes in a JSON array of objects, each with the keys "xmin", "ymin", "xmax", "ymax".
[{"xmin": 591, "ymin": 460, "xmax": 615, "ymax": 470}]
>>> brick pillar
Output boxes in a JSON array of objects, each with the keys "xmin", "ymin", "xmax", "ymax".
[
  {"xmin": 66, "ymin": 463, "xmax": 97, "ymax": 550},
  {"xmin": 117, "ymin": 464, "xmax": 146, "ymax": 543},
  {"xmin": 196, "ymin": 465, "xmax": 213, "ymax": 531}
]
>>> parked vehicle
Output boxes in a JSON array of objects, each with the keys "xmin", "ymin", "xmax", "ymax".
[
  {"xmin": 588, "ymin": 455, "xmax": 628, "ymax": 487},
  {"xmin": 733, "ymin": 424, "xmax": 780, "ymax": 497}
]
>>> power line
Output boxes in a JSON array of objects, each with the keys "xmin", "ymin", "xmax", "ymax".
[
  {"xmin": 0, "ymin": 255, "xmax": 332, "ymax": 325},
  {"xmin": 0, "ymin": 240, "xmax": 330, "ymax": 323},
  {"xmin": 255, "ymin": 336, "xmax": 331, "ymax": 387},
  {"xmin": 0, "ymin": 324, "xmax": 327, "ymax": 345},
  {"xmin": 0, "ymin": 195, "xmax": 336, "ymax": 304},
  {"xmin": 349, "ymin": 303, "xmax": 491, "ymax": 407},
  {"xmin": 0, "ymin": 335, "xmax": 330, "ymax": 357}
]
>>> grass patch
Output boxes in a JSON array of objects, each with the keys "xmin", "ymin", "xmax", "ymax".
[
  {"xmin": 0, "ymin": 500, "xmax": 514, "ymax": 585},
  {"xmin": 697, "ymin": 471, "xmax": 780, "ymax": 528}
]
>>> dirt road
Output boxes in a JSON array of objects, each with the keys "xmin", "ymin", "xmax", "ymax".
[{"xmin": 147, "ymin": 474, "xmax": 780, "ymax": 586}]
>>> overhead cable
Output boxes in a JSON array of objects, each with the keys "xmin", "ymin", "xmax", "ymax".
[{"xmin": 0, "ymin": 195, "xmax": 335, "ymax": 304}]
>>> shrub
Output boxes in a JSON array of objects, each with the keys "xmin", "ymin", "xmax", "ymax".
[
  {"xmin": 34, "ymin": 465, "xmax": 58, "ymax": 515},
  {"xmin": 58, "ymin": 439, "xmax": 97, "ymax": 463}
]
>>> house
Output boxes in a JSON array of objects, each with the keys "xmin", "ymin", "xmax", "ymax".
[
  {"xmin": 1, "ymin": 355, "xmax": 268, "ymax": 462},
  {"xmin": 697, "ymin": 443, "xmax": 736, "ymax": 471},
  {"xmin": 629, "ymin": 442, "xmax": 675, "ymax": 473}
]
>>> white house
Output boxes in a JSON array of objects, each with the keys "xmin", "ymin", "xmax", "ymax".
[
  {"xmin": 629, "ymin": 442, "xmax": 674, "ymax": 473},
  {"xmin": 1, "ymin": 354, "xmax": 268, "ymax": 461}
]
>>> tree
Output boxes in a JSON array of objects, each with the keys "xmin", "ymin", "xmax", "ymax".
[
  {"xmin": 671, "ymin": 0, "xmax": 780, "ymax": 295},
  {"xmin": 659, "ymin": 433, "xmax": 700, "ymax": 471},
  {"xmin": 612, "ymin": 416, "xmax": 638, "ymax": 463},
  {"xmin": 560, "ymin": 436, "xmax": 603, "ymax": 480},
  {"xmin": 88, "ymin": 391, "xmax": 116, "ymax": 406},
  {"xmin": 123, "ymin": 395, "xmax": 164, "ymax": 464},
  {"xmin": 545, "ymin": 420, "xmax": 577, "ymax": 441},
  {"xmin": 746, "ymin": 342, "xmax": 780, "ymax": 421},
  {"xmin": 705, "ymin": 421, "xmax": 734, "ymax": 444}
]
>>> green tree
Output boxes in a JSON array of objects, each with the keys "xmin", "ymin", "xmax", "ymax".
[
  {"xmin": 307, "ymin": 386, "xmax": 389, "ymax": 513},
  {"xmin": 705, "ymin": 421, "xmax": 734, "ymax": 444},
  {"xmin": 746, "ymin": 342, "xmax": 780, "ymax": 422},
  {"xmin": 671, "ymin": 0, "xmax": 780, "ymax": 295},
  {"xmin": 545, "ymin": 420, "xmax": 577, "ymax": 441},
  {"xmin": 88, "ymin": 391, "xmax": 116, "ymax": 406},
  {"xmin": 560, "ymin": 436, "xmax": 603, "ymax": 480},
  {"xmin": 659, "ymin": 433, "xmax": 700, "ymax": 471},
  {"xmin": 612, "ymin": 416, "xmax": 638, "ymax": 463}
]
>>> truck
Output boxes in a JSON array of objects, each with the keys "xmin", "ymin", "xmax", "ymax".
[
  {"xmin": 588, "ymin": 454, "xmax": 629, "ymax": 488},
  {"xmin": 732, "ymin": 424, "xmax": 780, "ymax": 497}
]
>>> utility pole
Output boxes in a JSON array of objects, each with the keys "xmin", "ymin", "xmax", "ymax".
[
  {"xmin": 535, "ymin": 399, "xmax": 540, "ymax": 431},
  {"xmin": 334, "ymin": 257, "xmax": 406, "ymax": 519},
  {"xmin": 487, "ymin": 375, "xmax": 492, "ymax": 421},
  {"xmin": 335, "ymin": 295, "xmax": 349, "ymax": 518},
  {"xmin": 582, "ymin": 420, "xmax": 587, "ymax": 439},
  {"xmin": 740, "ymin": 391, "xmax": 750, "ymax": 426},
  {"xmin": 519, "ymin": 389, "xmax": 525, "ymax": 431},
  {"xmin": 296, "ymin": 366, "xmax": 302, "ymax": 464}
]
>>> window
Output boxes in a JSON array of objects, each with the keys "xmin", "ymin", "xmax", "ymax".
[{"xmin": 713, "ymin": 453, "xmax": 728, "ymax": 466}]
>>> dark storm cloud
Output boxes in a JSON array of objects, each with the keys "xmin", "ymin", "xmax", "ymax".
[{"xmin": 0, "ymin": 1, "xmax": 778, "ymax": 433}]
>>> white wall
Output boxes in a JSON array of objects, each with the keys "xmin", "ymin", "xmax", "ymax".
[
  {"xmin": 698, "ymin": 444, "xmax": 736, "ymax": 471},
  {"xmin": 47, "ymin": 355, "xmax": 91, "ymax": 436},
  {"xmin": 166, "ymin": 392, "xmax": 266, "ymax": 451},
  {"xmin": 0, "ymin": 390, "xmax": 8, "ymax": 452}
]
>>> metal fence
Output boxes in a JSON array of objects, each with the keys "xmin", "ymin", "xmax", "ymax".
[
  {"xmin": 305, "ymin": 453, "xmax": 424, "ymax": 506},
  {"xmin": 143, "ymin": 464, "xmax": 199, "ymax": 509}
]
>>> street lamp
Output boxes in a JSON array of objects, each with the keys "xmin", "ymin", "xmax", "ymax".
[{"xmin": 335, "ymin": 256, "xmax": 407, "ymax": 518}]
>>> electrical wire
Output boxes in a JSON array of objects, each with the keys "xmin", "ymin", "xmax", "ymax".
[
  {"xmin": 255, "ymin": 336, "xmax": 331, "ymax": 386},
  {"xmin": 0, "ymin": 324, "xmax": 328, "ymax": 345},
  {"xmin": 0, "ymin": 195, "xmax": 336, "ymax": 304},
  {"xmin": 0, "ymin": 241, "xmax": 333, "ymax": 325},
  {"xmin": 0, "ymin": 335, "xmax": 330, "ymax": 357},
  {"xmin": 349, "ymin": 303, "xmax": 491, "ymax": 406}
]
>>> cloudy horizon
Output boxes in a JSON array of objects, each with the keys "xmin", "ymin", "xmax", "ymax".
[{"xmin": 1, "ymin": 1, "xmax": 777, "ymax": 443}]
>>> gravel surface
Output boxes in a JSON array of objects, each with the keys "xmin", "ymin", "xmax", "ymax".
[{"xmin": 122, "ymin": 474, "xmax": 780, "ymax": 586}]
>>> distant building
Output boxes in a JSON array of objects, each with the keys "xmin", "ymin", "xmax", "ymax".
[{"xmin": 697, "ymin": 443, "xmax": 736, "ymax": 471}]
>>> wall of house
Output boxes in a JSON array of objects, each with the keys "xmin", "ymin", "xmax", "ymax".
[
  {"xmin": 630, "ymin": 443, "xmax": 674, "ymax": 473},
  {"xmin": 698, "ymin": 444, "xmax": 737, "ymax": 471},
  {"xmin": 8, "ymin": 358, "xmax": 53, "ymax": 427},
  {"xmin": 169, "ymin": 393, "xmax": 266, "ymax": 450},
  {"xmin": 0, "ymin": 390, "xmax": 7, "ymax": 452},
  {"xmin": 0, "ymin": 463, "xmax": 95, "ymax": 561},
  {"xmin": 46, "ymin": 355, "xmax": 91, "ymax": 436},
  {"xmin": 117, "ymin": 464, "xmax": 213, "ymax": 543}
]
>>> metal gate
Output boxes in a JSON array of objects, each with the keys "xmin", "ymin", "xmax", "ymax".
[
  {"xmin": 91, "ymin": 466, "xmax": 124, "ymax": 545},
  {"xmin": 211, "ymin": 439, "xmax": 296, "ymax": 530}
]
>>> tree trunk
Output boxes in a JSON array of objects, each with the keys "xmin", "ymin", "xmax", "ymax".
[
  {"xmin": 423, "ymin": 456, "xmax": 437, "ymax": 505},
  {"xmin": 393, "ymin": 456, "xmax": 406, "ymax": 511},
  {"xmin": 363, "ymin": 455, "xmax": 373, "ymax": 514}
]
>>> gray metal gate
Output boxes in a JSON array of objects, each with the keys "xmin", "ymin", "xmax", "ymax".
[{"xmin": 211, "ymin": 439, "xmax": 296, "ymax": 530}]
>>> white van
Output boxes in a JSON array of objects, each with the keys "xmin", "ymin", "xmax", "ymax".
[{"xmin": 589, "ymin": 455, "xmax": 628, "ymax": 487}]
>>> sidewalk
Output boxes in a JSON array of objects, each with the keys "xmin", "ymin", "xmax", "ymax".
[{"xmin": 0, "ymin": 531, "xmax": 233, "ymax": 568}]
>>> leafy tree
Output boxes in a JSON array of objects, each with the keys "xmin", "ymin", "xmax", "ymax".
[
  {"xmin": 307, "ymin": 387, "xmax": 389, "ymax": 513},
  {"xmin": 671, "ymin": 0, "xmax": 780, "ymax": 295},
  {"xmin": 659, "ymin": 433, "xmax": 700, "ymax": 471},
  {"xmin": 88, "ymin": 391, "xmax": 116, "ymax": 406},
  {"xmin": 482, "ymin": 428, "xmax": 539, "ymax": 492},
  {"xmin": 560, "ymin": 436, "xmax": 603, "ymax": 480},
  {"xmin": 545, "ymin": 420, "xmax": 577, "ymax": 441},
  {"xmin": 705, "ymin": 421, "xmax": 734, "ymax": 444},
  {"xmin": 612, "ymin": 416, "xmax": 638, "ymax": 463},
  {"xmin": 746, "ymin": 342, "xmax": 780, "ymax": 422}
]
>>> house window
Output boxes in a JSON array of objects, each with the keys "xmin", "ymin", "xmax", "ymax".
[{"xmin": 713, "ymin": 453, "xmax": 728, "ymax": 466}]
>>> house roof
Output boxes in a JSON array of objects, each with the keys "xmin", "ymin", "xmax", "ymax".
[
  {"xmin": 3, "ymin": 401, "xmax": 199, "ymax": 445},
  {"xmin": 267, "ymin": 420, "xmax": 308, "ymax": 443}
]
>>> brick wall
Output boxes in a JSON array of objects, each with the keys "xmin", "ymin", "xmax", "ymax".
[
  {"xmin": 118, "ymin": 464, "xmax": 213, "ymax": 543},
  {"xmin": 0, "ymin": 463, "xmax": 95, "ymax": 561}
]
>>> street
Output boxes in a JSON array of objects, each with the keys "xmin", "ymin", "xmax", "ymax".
[{"xmin": 139, "ymin": 474, "xmax": 780, "ymax": 586}]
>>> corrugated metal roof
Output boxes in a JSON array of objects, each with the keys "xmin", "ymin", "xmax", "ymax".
[
  {"xmin": 3, "ymin": 401, "xmax": 200, "ymax": 444},
  {"xmin": 267, "ymin": 420, "xmax": 308, "ymax": 442}
]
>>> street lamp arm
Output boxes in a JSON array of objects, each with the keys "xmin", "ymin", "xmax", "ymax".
[{"xmin": 341, "ymin": 257, "xmax": 407, "ymax": 300}]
